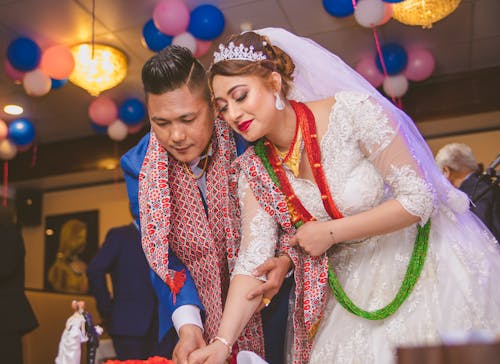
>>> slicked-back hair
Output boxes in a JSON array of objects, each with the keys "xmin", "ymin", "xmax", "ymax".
[{"xmin": 142, "ymin": 45, "xmax": 210, "ymax": 104}]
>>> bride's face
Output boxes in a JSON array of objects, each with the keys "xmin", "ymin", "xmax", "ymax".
[{"xmin": 212, "ymin": 74, "xmax": 277, "ymax": 142}]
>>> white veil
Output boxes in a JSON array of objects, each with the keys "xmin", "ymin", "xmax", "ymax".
[{"xmin": 255, "ymin": 27, "xmax": 468, "ymax": 214}]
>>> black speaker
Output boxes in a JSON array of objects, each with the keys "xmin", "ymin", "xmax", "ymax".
[{"xmin": 15, "ymin": 188, "xmax": 42, "ymax": 226}]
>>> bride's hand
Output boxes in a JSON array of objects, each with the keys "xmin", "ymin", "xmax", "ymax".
[
  {"xmin": 290, "ymin": 220, "xmax": 336, "ymax": 256},
  {"xmin": 187, "ymin": 341, "xmax": 230, "ymax": 364}
]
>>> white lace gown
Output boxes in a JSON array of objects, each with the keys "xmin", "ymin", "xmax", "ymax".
[{"xmin": 233, "ymin": 91, "xmax": 500, "ymax": 363}]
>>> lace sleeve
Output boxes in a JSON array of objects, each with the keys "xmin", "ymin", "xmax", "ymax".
[
  {"xmin": 352, "ymin": 94, "xmax": 435, "ymax": 223},
  {"xmin": 232, "ymin": 173, "xmax": 278, "ymax": 281}
]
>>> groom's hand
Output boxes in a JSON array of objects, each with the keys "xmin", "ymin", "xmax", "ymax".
[
  {"xmin": 173, "ymin": 324, "xmax": 206, "ymax": 364},
  {"xmin": 247, "ymin": 254, "xmax": 293, "ymax": 311}
]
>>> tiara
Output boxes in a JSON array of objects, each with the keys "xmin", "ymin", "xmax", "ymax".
[{"xmin": 213, "ymin": 42, "xmax": 267, "ymax": 64}]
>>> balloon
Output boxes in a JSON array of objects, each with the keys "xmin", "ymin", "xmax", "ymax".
[
  {"xmin": 172, "ymin": 32, "xmax": 197, "ymax": 53},
  {"xmin": 355, "ymin": 56, "xmax": 384, "ymax": 87},
  {"xmin": 0, "ymin": 140, "xmax": 17, "ymax": 160},
  {"xmin": 6, "ymin": 37, "xmax": 41, "ymax": 72},
  {"xmin": 51, "ymin": 78, "xmax": 68, "ymax": 90},
  {"xmin": 382, "ymin": 0, "xmax": 404, "ymax": 3},
  {"xmin": 40, "ymin": 45, "xmax": 75, "ymax": 79},
  {"xmin": 4, "ymin": 59, "xmax": 25, "ymax": 83},
  {"xmin": 153, "ymin": 0, "xmax": 190, "ymax": 36},
  {"xmin": 377, "ymin": 2, "xmax": 393, "ymax": 25},
  {"xmin": 354, "ymin": 0, "xmax": 385, "ymax": 28},
  {"xmin": 375, "ymin": 43, "xmax": 408, "ymax": 75},
  {"xmin": 323, "ymin": 0, "xmax": 356, "ymax": 18},
  {"xmin": 0, "ymin": 119, "xmax": 8, "ymax": 141},
  {"xmin": 127, "ymin": 122, "xmax": 145, "ymax": 135},
  {"xmin": 118, "ymin": 98, "xmax": 146, "ymax": 125},
  {"xmin": 404, "ymin": 48, "xmax": 435, "ymax": 81},
  {"xmin": 8, "ymin": 118, "xmax": 35, "ymax": 146},
  {"xmin": 383, "ymin": 74, "xmax": 408, "ymax": 98},
  {"xmin": 17, "ymin": 143, "xmax": 32, "ymax": 152},
  {"xmin": 142, "ymin": 19, "xmax": 173, "ymax": 52},
  {"xmin": 107, "ymin": 120, "xmax": 128, "ymax": 141},
  {"xmin": 188, "ymin": 4, "xmax": 225, "ymax": 41},
  {"xmin": 23, "ymin": 69, "xmax": 52, "ymax": 96},
  {"xmin": 194, "ymin": 39, "xmax": 212, "ymax": 58},
  {"xmin": 88, "ymin": 96, "xmax": 118, "ymax": 126},
  {"xmin": 90, "ymin": 122, "xmax": 108, "ymax": 134}
]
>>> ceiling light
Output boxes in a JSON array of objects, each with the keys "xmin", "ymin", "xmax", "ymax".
[
  {"xmin": 69, "ymin": 43, "xmax": 128, "ymax": 96},
  {"xmin": 4, "ymin": 104, "xmax": 24, "ymax": 115},
  {"xmin": 392, "ymin": 0, "xmax": 461, "ymax": 29}
]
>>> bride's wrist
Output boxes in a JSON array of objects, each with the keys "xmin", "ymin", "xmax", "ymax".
[{"xmin": 209, "ymin": 335, "xmax": 232, "ymax": 356}]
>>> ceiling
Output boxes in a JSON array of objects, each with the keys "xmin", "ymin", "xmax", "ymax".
[{"xmin": 0, "ymin": 0, "xmax": 499, "ymax": 189}]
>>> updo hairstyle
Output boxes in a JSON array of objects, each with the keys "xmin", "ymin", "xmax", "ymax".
[{"xmin": 209, "ymin": 31, "xmax": 295, "ymax": 97}]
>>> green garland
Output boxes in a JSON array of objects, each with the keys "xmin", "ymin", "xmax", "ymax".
[{"xmin": 255, "ymin": 139, "xmax": 430, "ymax": 320}]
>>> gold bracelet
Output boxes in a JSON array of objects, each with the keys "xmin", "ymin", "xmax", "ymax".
[{"xmin": 210, "ymin": 336, "xmax": 232, "ymax": 356}]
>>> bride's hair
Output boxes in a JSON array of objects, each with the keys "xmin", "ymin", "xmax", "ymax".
[{"xmin": 209, "ymin": 31, "xmax": 295, "ymax": 96}]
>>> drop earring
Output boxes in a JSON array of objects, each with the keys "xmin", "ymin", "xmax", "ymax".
[{"xmin": 274, "ymin": 92, "xmax": 285, "ymax": 111}]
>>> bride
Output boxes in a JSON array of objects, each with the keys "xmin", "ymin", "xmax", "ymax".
[{"xmin": 188, "ymin": 28, "xmax": 500, "ymax": 364}]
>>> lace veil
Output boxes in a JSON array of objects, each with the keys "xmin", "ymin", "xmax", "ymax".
[{"xmin": 255, "ymin": 27, "xmax": 468, "ymax": 214}]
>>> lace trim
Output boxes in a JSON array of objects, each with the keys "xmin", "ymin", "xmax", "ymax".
[{"xmin": 386, "ymin": 165, "xmax": 434, "ymax": 224}]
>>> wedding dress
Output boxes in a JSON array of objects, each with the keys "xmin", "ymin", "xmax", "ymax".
[{"xmin": 233, "ymin": 91, "xmax": 500, "ymax": 363}]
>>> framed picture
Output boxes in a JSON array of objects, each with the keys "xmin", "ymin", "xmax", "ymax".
[{"xmin": 44, "ymin": 210, "xmax": 99, "ymax": 294}]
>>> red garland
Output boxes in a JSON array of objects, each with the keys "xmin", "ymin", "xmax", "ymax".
[{"xmin": 264, "ymin": 101, "xmax": 343, "ymax": 223}]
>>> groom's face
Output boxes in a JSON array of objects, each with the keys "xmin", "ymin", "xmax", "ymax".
[{"xmin": 147, "ymin": 84, "xmax": 214, "ymax": 163}]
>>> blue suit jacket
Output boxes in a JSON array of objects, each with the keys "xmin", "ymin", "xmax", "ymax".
[
  {"xmin": 87, "ymin": 223, "xmax": 157, "ymax": 336},
  {"xmin": 120, "ymin": 133, "xmax": 204, "ymax": 341}
]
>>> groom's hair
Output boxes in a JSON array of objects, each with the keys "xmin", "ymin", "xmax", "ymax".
[{"xmin": 142, "ymin": 45, "xmax": 210, "ymax": 104}]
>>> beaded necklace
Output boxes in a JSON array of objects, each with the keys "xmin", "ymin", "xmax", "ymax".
[{"xmin": 254, "ymin": 100, "xmax": 430, "ymax": 320}]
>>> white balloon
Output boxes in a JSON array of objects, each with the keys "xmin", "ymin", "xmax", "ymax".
[
  {"xmin": 107, "ymin": 120, "xmax": 128, "ymax": 141},
  {"xmin": 354, "ymin": 0, "xmax": 385, "ymax": 28},
  {"xmin": 172, "ymin": 32, "xmax": 197, "ymax": 54},
  {"xmin": 0, "ymin": 139, "xmax": 18, "ymax": 160},
  {"xmin": 23, "ymin": 69, "xmax": 51, "ymax": 97},
  {"xmin": 383, "ymin": 74, "xmax": 409, "ymax": 98}
]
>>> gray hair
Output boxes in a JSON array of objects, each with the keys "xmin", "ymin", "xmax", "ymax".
[{"xmin": 435, "ymin": 143, "xmax": 478, "ymax": 172}]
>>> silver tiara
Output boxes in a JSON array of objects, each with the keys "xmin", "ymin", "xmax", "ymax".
[{"xmin": 213, "ymin": 42, "xmax": 267, "ymax": 64}]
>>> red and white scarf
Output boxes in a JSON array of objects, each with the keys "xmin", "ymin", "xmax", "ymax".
[{"xmin": 138, "ymin": 120, "xmax": 264, "ymax": 354}]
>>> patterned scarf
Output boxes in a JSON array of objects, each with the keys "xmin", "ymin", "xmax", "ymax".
[
  {"xmin": 138, "ymin": 120, "xmax": 264, "ymax": 354},
  {"xmin": 232, "ymin": 148, "xmax": 330, "ymax": 364}
]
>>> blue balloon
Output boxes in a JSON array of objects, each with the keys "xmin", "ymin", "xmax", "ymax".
[
  {"xmin": 119, "ymin": 98, "xmax": 146, "ymax": 125},
  {"xmin": 7, "ymin": 37, "xmax": 41, "ymax": 72},
  {"xmin": 51, "ymin": 78, "xmax": 68, "ymax": 90},
  {"xmin": 383, "ymin": 0, "xmax": 404, "ymax": 3},
  {"xmin": 188, "ymin": 5, "xmax": 225, "ymax": 41},
  {"xmin": 90, "ymin": 122, "xmax": 108, "ymax": 134},
  {"xmin": 142, "ymin": 19, "xmax": 173, "ymax": 52},
  {"xmin": 375, "ymin": 43, "xmax": 408, "ymax": 75},
  {"xmin": 8, "ymin": 118, "xmax": 35, "ymax": 146},
  {"xmin": 323, "ymin": 0, "xmax": 357, "ymax": 18}
]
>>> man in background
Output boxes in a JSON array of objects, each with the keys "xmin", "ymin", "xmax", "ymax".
[
  {"xmin": 436, "ymin": 143, "xmax": 500, "ymax": 242},
  {"xmin": 87, "ymin": 222, "xmax": 171, "ymax": 360},
  {"xmin": 0, "ymin": 204, "xmax": 38, "ymax": 364}
]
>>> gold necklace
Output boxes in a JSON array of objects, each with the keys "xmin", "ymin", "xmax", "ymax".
[
  {"xmin": 273, "ymin": 127, "xmax": 302, "ymax": 177},
  {"xmin": 182, "ymin": 152, "xmax": 210, "ymax": 180}
]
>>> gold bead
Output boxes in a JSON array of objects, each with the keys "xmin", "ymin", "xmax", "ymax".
[
  {"xmin": 314, "ymin": 163, "xmax": 321, "ymax": 168},
  {"xmin": 321, "ymin": 195, "xmax": 328, "ymax": 200}
]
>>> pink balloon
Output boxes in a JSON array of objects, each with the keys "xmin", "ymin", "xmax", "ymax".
[
  {"xmin": 355, "ymin": 56, "xmax": 384, "ymax": 88},
  {"xmin": 88, "ymin": 96, "xmax": 118, "ymax": 126},
  {"xmin": 194, "ymin": 39, "xmax": 212, "ymax": 58},
  {"xmin": 40, "ymin": 45, "xmax": 75, "ymax": 80},
  {"xmin": 0, "ymin": 119, "xmax": 8, "ymax": 141},
  {"xmin": 17, "ymin": 143, "xmax": 32, "ymax": 152},
  {"xmin": 4, "ymin": 59, "xmax": 25, "ymax": 83},
  {"xmin": 377, "ymin": 3, "xmax": 393, "ymax": 26},
  {"xmin": 404, "ymin": 48, "xmax": 435, "ymax": 81},
  {"xmin": 153, "ymin": 0, "xmax": 190, "ymax": 36},
  {"xmin": 127, "ymin": 122, "xmax": 145, "ymax": 135}
]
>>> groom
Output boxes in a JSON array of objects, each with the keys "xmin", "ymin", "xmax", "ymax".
[{"xmin": 121, "ymin": 45, "xmax": 292, "ymax": 364}]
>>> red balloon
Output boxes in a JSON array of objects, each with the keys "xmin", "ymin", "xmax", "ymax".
[
  {"xmin": 88, "ymin": 96, "xmax": 118, "ymax": 126},
  {"xmin": 40, "ymin": 45, "xmax": 75, "ymax": 80},
  {"xmin": 4, "ymin": 59, "xmax": 25, "ymax": 83}
]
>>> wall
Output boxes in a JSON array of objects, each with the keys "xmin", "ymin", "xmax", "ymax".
[{"xmin": 21, "ymin": 182, "xmax": 130, "ymax": 364}]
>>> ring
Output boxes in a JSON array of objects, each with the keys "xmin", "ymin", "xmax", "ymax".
[{"xmin": 262, "ymin": 297, "xmax": 271, "ymax": 307}]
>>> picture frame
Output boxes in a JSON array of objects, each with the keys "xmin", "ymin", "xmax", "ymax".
[{"xmin": 43, "ymin": 210, "xmax": 99, "ymax": 294}]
